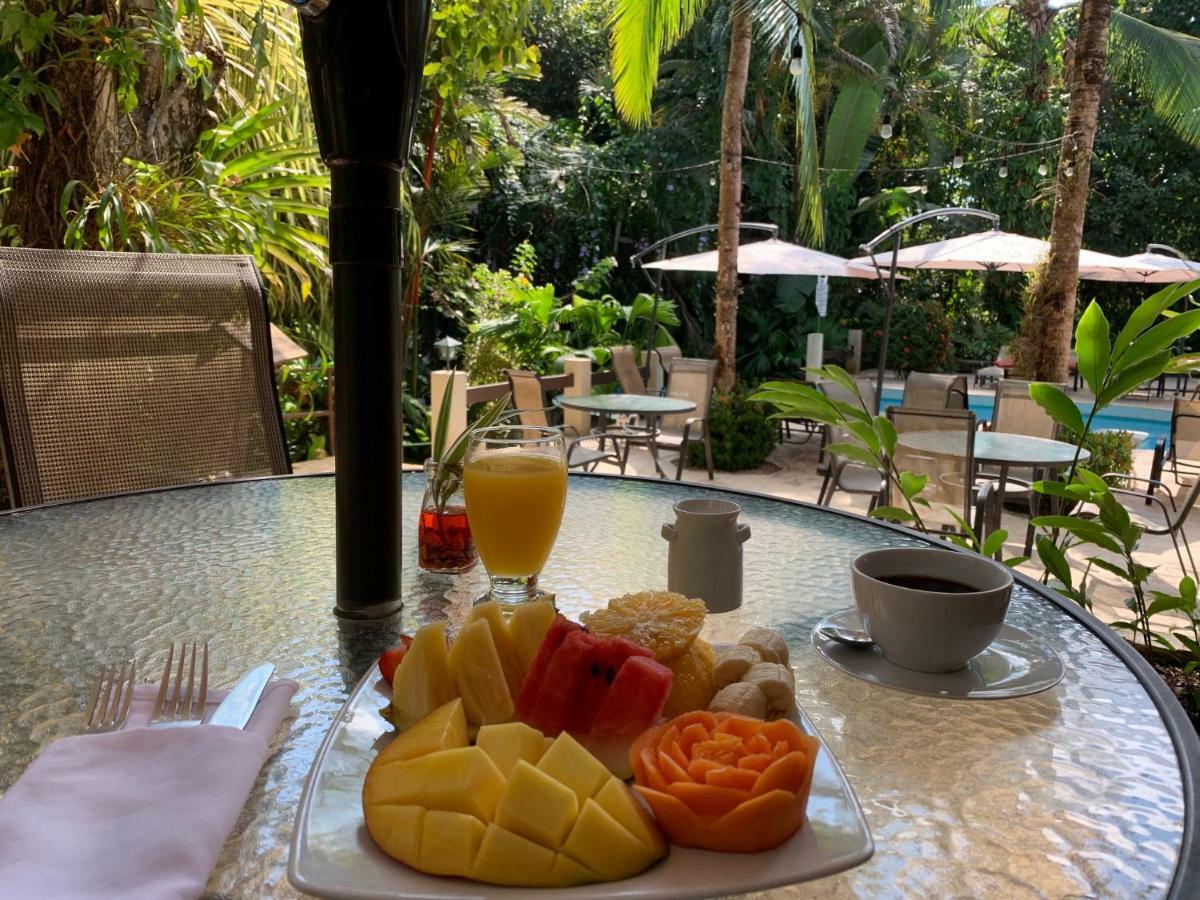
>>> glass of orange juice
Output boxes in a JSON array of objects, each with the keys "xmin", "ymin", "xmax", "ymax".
[{"xmin": 463, "ymin": 425, "xmax": 568, "ymax": 604}]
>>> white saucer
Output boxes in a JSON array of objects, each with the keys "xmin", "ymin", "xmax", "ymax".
[{"xmin": 812, "ymin": 609, "xmax": 1064, "ymax": 700}]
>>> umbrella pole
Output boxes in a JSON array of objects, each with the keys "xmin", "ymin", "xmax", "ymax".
[{"xmin": 873, "ymin": 240, "xmax": 901, "ymax": 414}]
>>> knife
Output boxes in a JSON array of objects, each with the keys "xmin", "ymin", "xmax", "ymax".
[{"xmin": 209, "ymin": 664, "xmax": 276, "ymax": 729}]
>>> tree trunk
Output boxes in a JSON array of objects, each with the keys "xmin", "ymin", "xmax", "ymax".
[
  {"xmin": 1024, "ymin": 0, "xmax": 1110, "ymax": 383},
  {"xmin": 713, "ymin": 7, "xmax": 753, "ymax": 394}
]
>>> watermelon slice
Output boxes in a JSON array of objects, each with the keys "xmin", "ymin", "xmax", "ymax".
[
  {"xmin": 515, "ymin": 615, "xmax": 581, "ymax": 721},
  {"xmin": 566, "ymin": 636, "xmax": 653, "ymax": 734},
  {"xmin": 590, "ymin": 655, "xmax": 674, "ymax": 737},
  {"xmin": 524, "ymin": 630, "xmax": 601, "ymax": 735}
]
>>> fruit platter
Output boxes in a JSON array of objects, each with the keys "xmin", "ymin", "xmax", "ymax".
[{"xmin": 289, "ymin": 592, "xmax": 873, "ymax": 899}]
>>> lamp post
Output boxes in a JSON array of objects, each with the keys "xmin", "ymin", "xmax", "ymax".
[{"xmin": 434, "ymin": 335, "xmax": 463, "ymax": 367}]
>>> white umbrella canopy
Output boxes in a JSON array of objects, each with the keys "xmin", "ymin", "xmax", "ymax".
[
  {"xmin": 1101, "ymin": 251, "xmax": 1200, "ymax": 284},
  {"xmin": 643, "ymin": 237, "xmax": 888, "ymax": 279},
  {"xmin": 847, "ymin": 229, "xmax": 1139, "ymax": 280}
]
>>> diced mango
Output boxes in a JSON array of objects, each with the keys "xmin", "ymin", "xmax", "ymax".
[
  {"xmin": 363, "ymin": 804, "xmax": 423, "ymax": 868},
  {"xmin": 367, "ymin": 746, "xmax": 506, "ymax": 821},
  {"xmin": 562, "ymin": 798, "xmax": 661, "ymax": 881},
  {"xmin": 507, "ymin": 599, "xmax": 557, "ymax": 673},
  {"xmin": 373, "ymin": 699, "xmax": 467, "ymax": 768},
  {"xmin": 476, "ymin": 721, "xmax": 549, "ymax": 778},
  {"xmin": 594, "ymin": 777, "xmax": 667, "ymax": 856},
  {"xmin": 551, "ymin": 852, "xmax": 601, "ymax": 886},
  {"xmin": 495, "ymin": 760, "xmax": 579, "ymax": 848},
  {"xmin": 537, "ymin": 732, "xmax": 610, "ymax": 806},
  {"xmin": 390, "ymin": 622, "xmax": 456, "ymax": 731},
  {"xmin": 418, "ymin": 810, "xmax": 486, "ymax": 878},
  {"xmin": 465, "ymin": 602, "xmax": 524, "ymax": 697},
  {"xmin": 448, "ymin": 619, "xmax": 515, "ymax": 726},
  {"xmin": 470, "ymin": 823, "xmax": 558, "ymax": 887}
]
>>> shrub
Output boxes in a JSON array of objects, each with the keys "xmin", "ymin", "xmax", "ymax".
[
  {"xmin": 687, "ymin": 387, "xmax": 778, "ymax": 471},
  {"xmin": 1077, "ymin": 429, "xmax": 1136, "ymax": 481},
  {"xmin": 860, "ymin": 298, "xmax": 953, "ymax": 373}
]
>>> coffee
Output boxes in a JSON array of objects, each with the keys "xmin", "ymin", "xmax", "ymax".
[{"xmin": 878, "ymin": 574, "xmax": 977, "ymax": 593}]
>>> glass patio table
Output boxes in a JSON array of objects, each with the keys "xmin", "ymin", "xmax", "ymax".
[
  {"xmin": 0, "ymin": 472, "xmax": 1196, "ymax": 898},
  {"xmin": 557, "ymin": 394, "xmax": 696, "ymax": 477}
]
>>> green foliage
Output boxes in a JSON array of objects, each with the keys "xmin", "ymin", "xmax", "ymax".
[
  {"xmin": 686, "ymin": 386, "xmax": 778, "ymax": 471},
  {"xmin": 860, "ymin": 298, "xmax": 954, "ymax": 373},
  {"xmin": 277, "ymin": 358, "xmax": 332, "ymax": 463},
  {"xmin": 1076, "ymin": 430, "xmax": 1136, "ymax": 482}
]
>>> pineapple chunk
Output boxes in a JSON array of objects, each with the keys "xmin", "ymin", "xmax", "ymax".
[
  {"xmin": 390, "ymin": 622, "xmax": 455, "ymax": 731},
  {"xmin": 507, "ymin": 599, "xmax": 557, "ymax": 674},
  {"xmin": 372, "ymin": 699, "xmax": 467, "ymax": 768},
  {"xmin": 363, "ymin": 804, "xmax": 423, "ymax": 868},
  {"xmin": 494, "ymin": 760, "xmax": 579, "ymax": 848},
  {"xmin": 470, "ymin": 823, "xmax": 558, "ymax": 887},
  {"xmin": 418, "ymin": 810, "xmax": 486, "ymax": 879},
  {"xmin": 365, "ymin": 746, "xmax": 506, "ymax": 821},
  {"xmin": 537, "ymin": 732, "xmax": 611, "ymax": 806},
  {"xmin": 562, "ymin": 798, "xmax": 662, "ymax": 881},
  {"xmin": 448, "ymin": 619, "xmax": 515, "ymax": 726},
  {"xmin": 476, "ymin": 721, "xmax": 548, "ymax": 778},
  {"xmin": 464, "ymin": 602, "xmax": 524, "ymax": 697}
]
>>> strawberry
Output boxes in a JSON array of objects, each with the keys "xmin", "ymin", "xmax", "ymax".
[{"xmin": 378, "ymin": 635, "xmax": 414, "ymax": 685}]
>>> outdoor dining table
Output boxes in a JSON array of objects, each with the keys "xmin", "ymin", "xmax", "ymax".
[
  {"xmin": 557, "ymin": 393, "xmax": 696, "ymax": 477},
  {"xmin": 896, "ymin": 430, "xmax": 1090, "ymax": 534},
  {"xmin": 0, "ymin": 471, "xmax": 1196, "ymax": 898}
]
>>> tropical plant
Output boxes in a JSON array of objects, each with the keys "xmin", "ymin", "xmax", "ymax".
[
  {"xmin": 686, "ymin": 386, "xmax": 778, "ymax": 471},
  {"xmin": 427, "ymin": 388, "xmax": 514, "ymax": 513},
  {"xmin": 278, "ymin": 355, "xmax": 333, "ymax": 462}
]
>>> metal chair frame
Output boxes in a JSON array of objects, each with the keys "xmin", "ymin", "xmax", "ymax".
[{"xmin": 502, "ymin": 369, "xmax": 623, "ymax": 472}]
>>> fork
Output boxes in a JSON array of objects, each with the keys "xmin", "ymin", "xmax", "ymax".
[
  {"xmin": 82, "ymin": 658, "xmax": 138, "ymax": 732},
  {"xmin": 150, "ymin": 641, "xmax": 209, "ymax": 728}
]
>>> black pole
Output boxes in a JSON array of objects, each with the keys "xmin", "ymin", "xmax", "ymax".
[{"xmin": 295, "ymin": 0, "xmax": 431, "ymax": 618}]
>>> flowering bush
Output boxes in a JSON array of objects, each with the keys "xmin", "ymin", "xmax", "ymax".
[
  {"xmin": 860, "ymin": 299, "xmax": 953, "ymax": 373},
  {"xmin": 687, "ymin": 386, "xmax": 777, "ymax": 471}
]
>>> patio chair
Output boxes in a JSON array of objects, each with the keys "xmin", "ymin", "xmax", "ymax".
[
  {"xmin": 651, "ymin": 357, "xmax": 716, "ymax": 481},
  {"xmin": 610, "ymin": 345, "xmax": 649, "ymax": 396},
  {"xmin": 1164, "ymin": 396, "xmax": 1200, "ymax": 485},
  {"xmin": 901, "ymin": 372, "xmax": 968, "ymax": 411},
  {"xmin": 886, "ymin": 407, "xmax": 988, "ymax": 535},
  {"xmin": 815, "ymin": 379, "xmax": 885, "ymax": 510},
  {"xmin": 503, "ymin": 369, "xmax": 621, "ymax": 472},
  {"xmin": 647, "ymin": 345, "xmax": 682, "ymax": 394},
  {"xmin": 0, "ymin": 247, "xmax": 290, "ymax": 509},
  {"xmin": 1086, "ymin": 473, "xmax": 1200, "ymax": 583}
]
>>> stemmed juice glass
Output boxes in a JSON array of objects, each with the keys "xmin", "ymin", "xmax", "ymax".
[{"xmin": 463, "ymin": 425, "xmax": 568, "ymax": 604}]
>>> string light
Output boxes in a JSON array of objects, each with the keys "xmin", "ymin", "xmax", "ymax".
[
  {"xmin": 788, "ymin": 42, "xmax": 804, "ymax": 77},
  {"xmin": 555, "ymin": 176, "xmax": 566, "ymax": 191},
  {"xmin": 1065, "ymin": 161, "xmax": 1075, "ymax": 177},
  {"xmin": 998, "ymin": 158, "xmax": 1009, "ymax": 179},
  {"xmin": 879, "ymin": 115, "xmax": 893, "ymax": 140},
  {"xmin": 952, "ymin": 147, "xmax": 964, "ymax": 169},
  {"xmin": 639, "ymin": 188, "xmax": 648, "ymax": 199},
  {"xmin": 1037, "ymin": 157, "xmax": 1049, "ymax": 176},
  {"xmin": 709, "ymin": 176, "xmax": 717, "ymax": 186}
]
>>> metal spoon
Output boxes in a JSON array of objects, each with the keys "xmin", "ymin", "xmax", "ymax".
[{"xmin": 818, "ymin": 620, "xmax": 875, "ymax": 649}]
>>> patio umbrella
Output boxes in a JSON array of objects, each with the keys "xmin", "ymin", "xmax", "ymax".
[
  {"xmin": 643, "ymin": 237, "xmax": 888, "ymax": 278},
  {"xmin": 847, "ymin": 229, "xmax": 1135, "ymax": 279},
  {"xmin": 1103, "ymin": 250, "xmax": 1200, "ymax": 283}
]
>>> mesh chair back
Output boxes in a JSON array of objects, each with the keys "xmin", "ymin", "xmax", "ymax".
[
  {"xmin": 648, "ymin": 346, "xmax": 682, "ymax": 393},
  {"xmin": 817, "ymin": 379, "xmax": 880, "ymax": 471},
  {"xmin": 610, "ymin": 345, "xmax": 647, "ymax": 395},
  {"xmin": 1172, "ymin": 397, "xmax": 1200, "ymax": 465},
  {"xmin": 504, "ymin": 369, "xmax": 551, "ymax": 427},
  {"xmin": 992, "ymin": 380, "xmax": 1057, "ymax": 440},
  {"xmin": 659, "ymin": 358, "xmax": 716, "ymax": 434},
  {"xmin": 0, "ymin": 248, "xmax": 289, "ymax": 508},
  {"xmin": 887, "ymin": 407, "xmax": 976, "ymax": 527},
  {"xmin": 902, "ymin": 372, "xmax": 968, "ymax": 410}
]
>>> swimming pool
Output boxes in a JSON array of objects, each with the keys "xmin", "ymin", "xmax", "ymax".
[{"xmin": 878, "ymin": 387, "xmax": 1170, "ymax": 449}]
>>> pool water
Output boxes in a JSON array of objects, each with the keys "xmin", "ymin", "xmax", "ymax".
[{"xmin": 878, "ymin": 387, "xmax": 1169, "ymax": 449}]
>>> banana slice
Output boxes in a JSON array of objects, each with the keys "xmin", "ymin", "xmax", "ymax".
[
  {"xmin": 739, "ymin": 627, "xmax": 789, "ymax": 666},
  {"xmin": 713, "ymin": 644, "xmax": 761, "ymax": 688},
  {"xmin": 708, "ymin": 682, "xmax": 768, "ymax": 718},
  {"xmin": 743, "ymin": 662, "xmax": 796, "ymax": 714}
]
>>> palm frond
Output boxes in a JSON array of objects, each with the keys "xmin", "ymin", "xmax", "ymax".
[
  {"xmin": 793, "ymin": 22, "xmax": 824, "ymax": 247},
  {"xmin": 610, "ymin": 0, "xmax": 713, "ymax": 126},
  {"xmin": 1108, "ymin": 11, "xmax": 1200, "ymax": 149}
]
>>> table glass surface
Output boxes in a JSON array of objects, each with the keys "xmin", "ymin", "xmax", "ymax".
[
  {"xmin": 557, "ymin": 393, "xmax": 695, "ymax": 415},
  {"xmin": 0, "ymin": 474, "xmax": 1184, "ymax": 898},
  {"xmin": 897, "ymin": 430, "xmax": 1090, "ymax": 467}
]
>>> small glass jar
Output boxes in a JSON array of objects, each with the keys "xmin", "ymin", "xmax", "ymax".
[{"xmin": 418, "ymin": 460, "xmax": 477, "ymax": 573}]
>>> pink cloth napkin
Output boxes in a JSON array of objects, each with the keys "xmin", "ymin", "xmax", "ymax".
[{"xmin": 0, "ymin": 678, "xmax": 298, "ymax": 900}]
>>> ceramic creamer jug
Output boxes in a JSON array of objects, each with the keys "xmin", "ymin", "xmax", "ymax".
[{"xmin": 661, "ymin": 498, "xmax": 750, "ymax": 613}]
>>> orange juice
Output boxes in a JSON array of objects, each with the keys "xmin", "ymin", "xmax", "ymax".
[{"xmin": 463, "ymin": 453, "xmax": 567, "ymax": 577}]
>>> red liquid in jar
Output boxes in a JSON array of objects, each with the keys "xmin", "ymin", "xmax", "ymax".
[{"xmin": 418, "ymin": 505, "xmax": 477, "ymax": 572}]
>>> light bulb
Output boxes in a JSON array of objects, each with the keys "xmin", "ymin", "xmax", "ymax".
[
  {"xmin": 1065, "ymin": 162, "xmax": 1075, "ymax": 177},
  {"xmin": 640, "ymin": 188, "xmax": 648, "ymax": 199},
  {"xmin": 952, "ymin": 148, "xmax": 964, "ymax": 169},
  {"xmin": 880, "ymin": 115, "xmax": 892, "ymax": 140},
  {"xmin": 998, "ymin": 159, "xmax": 1009, "ymax": 179},
  {"xmin": 1037, "ymin": 157, "xmax": 1049, "ymax": 176},
  {"xmin": 709, "ymin": 176, "xmax": 717, "ymax": 187},
  {"xmin": 555, "ymin": 177, "xmax": 566, "ymax": 191},
  {"xmin": 788, "ymin": 42, "xmax": 803, "ymax": 77}
]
